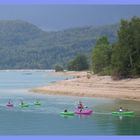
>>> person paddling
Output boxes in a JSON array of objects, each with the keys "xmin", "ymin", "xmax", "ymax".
[
  {"xmin": 119, "ymin": 107, "xmax": 123, "ymax": 112},
  {"xmin": 64, "ymin": 109, "xmax": 68, "ymax": 112},
  {"xmin": 20, "ymin": 100, "xmax": 24, "ymax": 106},
  {"xmin": 35, "ymin": 99, "xmax": 40, "ymax": 104},
  {"xmin": 8, "ymin": 99, "xmax": 12, "ymax": 104},
  {"xmin": 78, "ymin": 101, "xmax": 84, "ymax": 112}
]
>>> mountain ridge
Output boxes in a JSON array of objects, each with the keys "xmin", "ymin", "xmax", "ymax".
[{"xmin": 0, "ymin": 20, "xmax": 118, "ymax": 69}]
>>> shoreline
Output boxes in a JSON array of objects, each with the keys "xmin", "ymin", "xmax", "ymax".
[{"xmin": 31, "ymin": 71, "xmax": 140, "ymax": 101}]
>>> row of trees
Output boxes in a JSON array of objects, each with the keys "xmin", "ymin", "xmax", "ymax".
[
  {"xmin": 56, "ymin": 17, "xmax": 140, "ymax": 79},
  {"xmin": 92, "ymin": 16, "xmax": 140, "ymax": 79},
  {"xmin": 55, "ymin": 16, "xmax": 140, "ymax": 80}
]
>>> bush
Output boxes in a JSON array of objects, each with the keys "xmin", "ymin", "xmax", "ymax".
[
  {"xmin": 54, "ymin": 64, "xmax": 64, "ymax": 72},
  {"xmin": 67, "ymin": 54, "xmax": 89, "ymax": 71}
]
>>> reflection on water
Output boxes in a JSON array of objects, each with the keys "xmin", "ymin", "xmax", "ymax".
[
  {"xmin": 0, "ymin": 70, "xmax": 140, "ymax": 135},
  {"xmin": 95, "ymin": 99, "xmax": 140, "ymax": 116}
]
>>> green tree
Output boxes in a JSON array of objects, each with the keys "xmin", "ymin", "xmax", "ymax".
[
  {"xmin": 54, "ymin": 64, "xmax": 64, "ymax": 72},
  {"xmin": 92, "ymin": 36, "xmax": 112, "ymax": 75},
  {"xmin": 112, "ymin": 16, "xmax": 140, "ymax": 78},
  {"xmin": 67, "ymin": 54, "xmax": 89, "ymax": 71}
]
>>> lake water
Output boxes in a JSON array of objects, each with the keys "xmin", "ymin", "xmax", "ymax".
[{"xmin": 0, "ymin": 70, "xmax": 140, "ymax": 135}]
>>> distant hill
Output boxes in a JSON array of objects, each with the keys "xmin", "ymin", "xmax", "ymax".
[{"xmin": 0, "ymin": 20, "xmax": 119, "ymax": 69}]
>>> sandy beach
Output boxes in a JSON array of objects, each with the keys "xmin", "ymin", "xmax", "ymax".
[{"xmin": 31, "ymin": 71, "xmax": 140, "ymax": 101}]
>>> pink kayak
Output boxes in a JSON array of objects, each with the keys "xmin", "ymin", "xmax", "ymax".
[
  {"xmin": 75, "ymin": 109, "xmax": 93, "ymax": 115},
  {"xmin": 6, "ymin": 104, "xmax": 14, "ymax": 107}
]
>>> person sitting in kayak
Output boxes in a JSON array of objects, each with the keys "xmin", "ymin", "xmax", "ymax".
[
  {"xmin": 64, "ymin": 109, "xmax": 68, "ymax": 112},
  {"xmin": 21, "ymin": 100, "xmax": 24, "ymax": 105},
  {"xmin": 8, "ymin": 99, "xmax": 12, "ymax": 104},
  {"xmin": 35, "ymin": 99, "xmax": 40, "ymax": 104},
  {"xmin": 119, "ymin": 107, "xmax": 123, "ymax": 112},
  {"xmin": 78, "ymin": 101, "xmax": 84, "ymax": 112}
]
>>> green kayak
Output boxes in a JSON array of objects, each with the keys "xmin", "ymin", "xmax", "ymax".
[
  {"xmin": 20, "ymin": 103, "xmax": 29, "ymax": 108},
  {"xmin": 60, "ymin": 112, "xmax": 74, "ymax": 116},
  {"xmin": 34, "ymin": 102, "xmax": 41, "ymax": 106},
  {"xmin": 112, "ymin": 111, "xmax": 134, "ymax": 116}
]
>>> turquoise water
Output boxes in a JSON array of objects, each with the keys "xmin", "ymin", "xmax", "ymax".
[{"xmin": 0, "ymin": 70, "xmax": 140, "ymax": 135}]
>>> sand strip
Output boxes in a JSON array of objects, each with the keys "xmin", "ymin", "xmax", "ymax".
[{"xmin": 31, "ymin": 71, "xmax": 140, "ymax": 101}]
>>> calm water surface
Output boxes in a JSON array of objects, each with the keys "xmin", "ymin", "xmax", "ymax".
[{"xmin": 0, "ymin": 70, "xmax": 140, "ymax": 135}]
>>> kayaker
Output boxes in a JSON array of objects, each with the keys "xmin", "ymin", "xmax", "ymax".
[
  {"xmin": 119, "ymin": 107, "xmax": 123, "ymax": 112},
  {"xmin": 78, "ymin": 101, "xmax": 84, "ymax": 112},
  {"xmin": 8, "ymin": 99, "xmax": 11, "ymax": 104},
  {"xmin": 64, "ymin": 109, "xmax": 68, "ymax": 112},
  {"xmin": 35, "ymin": 99, "xmax": 40, "ymax": 104},
  {"xmin": 21, "ymin": 100, "xmax": 24, "ymax": 105}
]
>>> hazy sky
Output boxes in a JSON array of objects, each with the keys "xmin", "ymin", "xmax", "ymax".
[{"xmin": 0, "ymin": 5, "xmax": 140, "ymax": 31}]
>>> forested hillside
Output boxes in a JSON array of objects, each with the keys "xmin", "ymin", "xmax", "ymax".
[{"xmin": 0, "ymin": 20, "xmax": 118, "ymax": 69}]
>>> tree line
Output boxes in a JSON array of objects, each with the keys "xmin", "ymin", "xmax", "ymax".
[
  {"xmin": 92, "ymin": 16, "xmax": 140, "ymax": 79},
  {"xmin": 66, "ymin": 16, "xmax": 140, "ymax": 79}
]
